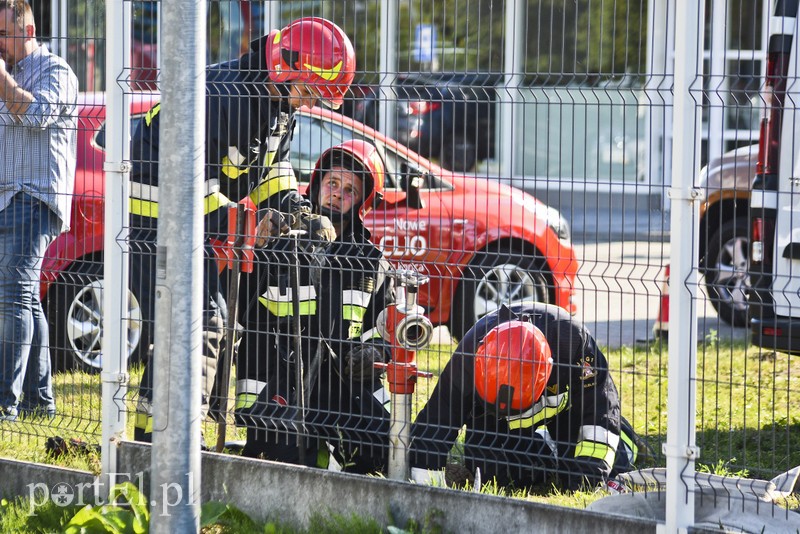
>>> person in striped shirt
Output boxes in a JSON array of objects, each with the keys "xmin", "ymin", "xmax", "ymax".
[{"xmin": 0, "ymin": 0, "xmax": 77, "ymax": 421}]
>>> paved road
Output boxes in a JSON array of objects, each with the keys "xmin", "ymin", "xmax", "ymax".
[
  {"xmin": 572, "ymin": 240, "xmax": 748, "ymax": 349},
  {"xmin": 495, "ymin": 181, "xmax": 750, "ymax": 349},
  {"xmin": 433, "ymin": 198, "xmax": 749, "ymax": 349},
  {"xmin": 430, "ymin": 239, "xmax": 749, "ymax": 349}
]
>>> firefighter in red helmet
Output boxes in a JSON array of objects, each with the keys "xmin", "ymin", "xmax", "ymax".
[
  {"xmin": 130, "ymin": 17, "xmax": 354, "ymax": 442},
  {"xmin": 410, "ymin": 302, "xmax": 640, "ymax": 490},
  {"xmin": 266, "ymin": 17, "xmax": 355, "ymax": 109},
  {"xmin": 235, "ymin": 140, "xmax": 395, "ymax": 474}
]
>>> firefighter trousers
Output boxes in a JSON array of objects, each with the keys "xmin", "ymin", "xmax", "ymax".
[{"xmin": 129, "ymin": 227, "xmax": 225, "ymax": 442}]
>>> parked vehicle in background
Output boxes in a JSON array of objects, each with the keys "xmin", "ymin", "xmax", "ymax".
[
  {"xmin": 698, "ymin": 144, "xmax": 757, "ymax": 327},
  {"xmin": 748, "ymin": 0, "xmax": 800, "ymax": 354},
  {"xmin": 40, "ymin": 92, "xmax": 159, "ymax": 372},
  {"xmin": 394, "ymin": 73, "xmax": 500, "ymax": 172},
  {"xmin": 340, "ymin": 82, "xmax": 379, "ymax": 130},
  {"xmin": 42, "ymin": 94, "xmax": 578, "ymax": 371}
]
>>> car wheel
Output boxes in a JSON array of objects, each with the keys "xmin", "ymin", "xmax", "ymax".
[
  {"xmin": 46, "ymin": 261, "xmax": 145, "ymax": 373},
  {"xmin": 441, "ymin": 136, "xmax": 477, "ymax": 173},
  {"xmin": 451, "ymin": 250, "xmax": 551, "ymax": 341},
  {"xmin": 704, "ymin": 217, "xmax": 750, "ymax": 327}
]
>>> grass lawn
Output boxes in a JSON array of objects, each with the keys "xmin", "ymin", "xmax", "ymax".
[{"xmin": 1, "ymin": 337, "xmax": 798, "ymax": 518}]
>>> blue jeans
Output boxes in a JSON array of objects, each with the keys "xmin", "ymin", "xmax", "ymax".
[{"xmin": 0, "ymin": 193, "xmax": 59, "ymax": 417}]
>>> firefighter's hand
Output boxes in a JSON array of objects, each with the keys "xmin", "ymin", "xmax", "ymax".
[
  {"xmin": 254, "ymin": 208, "xmax": 290, "ymax": 247},
  {"xmin": 293, "ymin": 211, "xmax": 337, "ymax": 243},
  {"xmin": 345, "ymin": 345, "xmax": 385, "ymax": 382}
]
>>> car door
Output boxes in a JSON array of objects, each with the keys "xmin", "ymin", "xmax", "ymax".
[
  {"xmin": 771, "ymin": 172, "xmax": 800, "ymax": 318},
  {"xmin": 769, "ymin": 17, "xmax": 800, "ymax": 322},
  {"xmin": 363, "ymin": 150, "xmax": 453, "ymax": 318}
]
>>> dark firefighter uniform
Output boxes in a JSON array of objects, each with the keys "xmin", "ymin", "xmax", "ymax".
[
  {"xmin": 234, "ymin": 199, "xmax": 395, "ymax": 473},
  {"xmin": 130, "ymin": 35, "xmax": 309, "ymax": 439},
  {"xmin": 410, "ymin": 302, "xmax": 638, "ymax": 489}
]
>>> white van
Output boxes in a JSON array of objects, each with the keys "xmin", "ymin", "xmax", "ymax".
[{"xmin": 749, "ymin": 1, "xmax": 800, "ymax": 354}]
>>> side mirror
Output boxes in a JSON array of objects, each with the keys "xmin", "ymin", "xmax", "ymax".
[
  {"xmin": 405, "ymin": 175, "xmax": 426, "ymax": 210},
  {"xmin": 371, "ymin": 191, "xmax": 385, "ymax": 210}
]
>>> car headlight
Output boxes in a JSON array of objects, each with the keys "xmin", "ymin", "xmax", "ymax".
[
  {"xmin": 546, "ymin": 206, "xmax": 571, "ymax": 242},
  {"xmin": 515, "ymin": 195, "xmax": 572, "ymax": 242}
]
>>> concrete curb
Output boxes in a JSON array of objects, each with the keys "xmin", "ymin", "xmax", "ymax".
[
  {"xmin": 117, "ymin": 441, "xmax": 658, "ymax": 533},
  {"xmin": 0, "ymin": 446, "xmax": 659, "ymax": 533}
]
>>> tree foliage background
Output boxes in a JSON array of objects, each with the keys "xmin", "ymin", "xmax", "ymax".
[
  {"xmin": 322, "ymin": 0, "xmax": 648, "ymax": 86},
  {"xmin": 48, "ymin": 0, "xmax": 649, "ymax": 91}
]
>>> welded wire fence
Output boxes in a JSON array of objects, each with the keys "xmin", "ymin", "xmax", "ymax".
[{"xmin": 3, "ymin": 0, "xmax": 800, "ymax": 530}]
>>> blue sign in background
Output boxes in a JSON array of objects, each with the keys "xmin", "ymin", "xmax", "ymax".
[{"xmin": 413, "ymin": 24, "xmax": 437, "ymax": 63}]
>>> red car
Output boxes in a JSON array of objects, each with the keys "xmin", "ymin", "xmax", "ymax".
[{"xmin": 41, "ymin": 93, "xmax": 579, "ymax": 371}]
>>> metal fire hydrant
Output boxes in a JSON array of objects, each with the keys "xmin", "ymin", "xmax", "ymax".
[{"xmin": 374, "ymin": 269, "xmax": 434, "ymax": 480}]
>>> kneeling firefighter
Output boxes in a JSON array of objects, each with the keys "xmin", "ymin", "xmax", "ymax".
[
  {"xmin": 410, "ymin": 302, "xmax": 640, "ymax": 490},
  {"xmin": 235, "ymin": 140, "xmax": 395, "ymax": 473}
]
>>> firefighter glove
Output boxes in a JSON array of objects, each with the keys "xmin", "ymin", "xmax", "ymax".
[
  {"xmin": 345, "ymin": 345, "xmax": 385, "ymax": 382},
  {"xmin": 293, "ymin": 211, "xmax": 337, "ymax": 244},
  {"xmin": 255, "ymin": 208, "xmax": 291, "ymax": 247}
]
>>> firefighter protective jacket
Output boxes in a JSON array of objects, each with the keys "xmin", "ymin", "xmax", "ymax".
[
  {"xmin": 410, "ymin": 302, "xmax": 627, "ymax": 488},
  {"xmin": 234, "ymin": 212, "xmax": 394, "ymax": 440},
  {"xmin": 129, "ymin": 35, "xmax": 307, "ymax": 238},
  {"xmin": 237, "ymin": 212, "xmax": 393, "ymax": 353}
]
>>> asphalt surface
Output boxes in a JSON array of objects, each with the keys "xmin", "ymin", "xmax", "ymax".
[
  {"xmin": 568, "ymin": 205, "xmax": 748, "ymax": 349},
  {"xmin": 573, "ymin": 239, "xmax": 748, "ymax": 349},
  {"xmin": 493, "ymin": 171, "xmax": 748, "ymax": 348},
  {"xmin": 429, "ymin": 204, "xmax": 749, "ymax": 350}
]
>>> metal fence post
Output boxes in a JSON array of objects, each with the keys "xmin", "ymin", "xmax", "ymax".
[
  {"xmin": 646, "ymin": 0, "xmax": 673, "ymax": 194},
  {"xmin": 100, "ymin": 0, "xmax": 131, "ymax": 501},
  {"xmin": 500, "ymin": 0, "xmax": 525, "ymax": 178},
  {"xmin": 706, "ymin": 0, "xmax": 727, "ymax": 165},
  {"xmin": 149, "ymin": 0, "xmax": 206, "ymax": 529},
  {"xmin": 665, "ymin": 1, "xmax": 704, "ymax": 531},
  {"xmin": 379, "ymin": 0, "xmax": 398, "ymax": 140}
]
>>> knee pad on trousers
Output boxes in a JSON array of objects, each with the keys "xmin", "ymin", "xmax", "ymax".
[{"xmin": 201, "ymin": 313, "xmax": 225, "ymax": 412}]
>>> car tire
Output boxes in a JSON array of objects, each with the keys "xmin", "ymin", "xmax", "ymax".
[
  {"xmin": 450, "ymin": 249, "xmax": 551, "ymax": 341},
  {"xmin": 442, "ymin": 136, "xmax": 477, "ymax": 173},
  {"xmin": 46, "ymin": 261, "xmax": 146, "ymax": 373},
  {"xmin": 704, "ymin": 217, "xmax": 750, "ymax": 327}
]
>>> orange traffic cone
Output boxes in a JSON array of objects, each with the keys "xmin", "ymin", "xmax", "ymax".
[{"xmin": 652, "ymin": 264, "xmax": 670, "ymax": 339}]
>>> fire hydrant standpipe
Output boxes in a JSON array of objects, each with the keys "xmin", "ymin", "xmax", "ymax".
[{"xmin": 374, "ymin": 269, "xmax": 434, "ymax": 481}]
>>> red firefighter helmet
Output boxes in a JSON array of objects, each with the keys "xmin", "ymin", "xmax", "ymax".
[
  {"xmin": 266, "ymin": 17, "xmax": 356, "ymax": 109},
  {"xmin": 309, "ymin": 140, "xmax": 385, "ymax": 219},
  {"xmin": 474, "ymin": 320, "xmax": 553, "ymax": 415}
]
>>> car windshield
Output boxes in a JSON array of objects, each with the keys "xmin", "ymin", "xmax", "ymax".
[
  {"xmin": 292, "ymin": 114, "xmax": 413, "ymax": 189},
  {"xmin": 291, "ymin": 112, "xmax": 456, "ymax": 193}
]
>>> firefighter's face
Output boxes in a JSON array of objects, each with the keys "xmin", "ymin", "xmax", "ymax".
[
  {"xmin": 0, "ymin": 8, "xmax": 26, "ymax": 66},
  {"xmin": 287, "ymin": 82, "xmax": 320, "ymax": 110},
  {"xmin": 318, "ymin": 167, "xmax": 363, "ymax": 215}
]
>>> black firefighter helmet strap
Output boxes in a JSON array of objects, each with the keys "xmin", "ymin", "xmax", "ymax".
[
  {"xmin": 497, "ymin": 303, "xmax": 537, "ymax": 326},
  {"xmin": 495, "ymin": 384, "xmax": 516, "ymax": 416}
]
